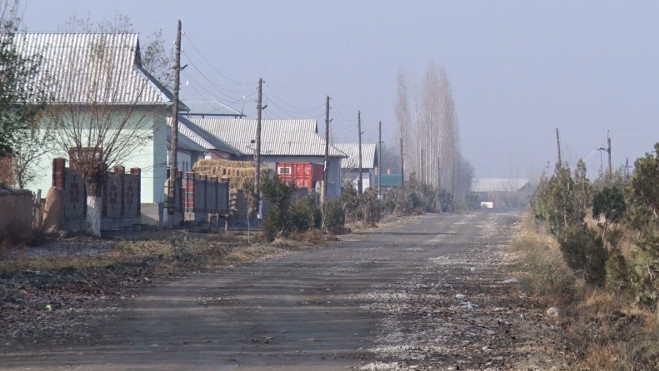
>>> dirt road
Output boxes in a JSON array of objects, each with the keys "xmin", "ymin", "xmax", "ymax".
[{"xmin": 2, "ymin": 211, "xmax": 567, "ymax": 370}]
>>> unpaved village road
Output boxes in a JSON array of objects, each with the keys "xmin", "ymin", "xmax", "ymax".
[{"xmin": 2, "ymin": 211, "xmax": 568, "ymax": 370}]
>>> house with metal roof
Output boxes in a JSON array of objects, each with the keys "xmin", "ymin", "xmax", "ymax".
[
  {"xmin": 14, "ymin": 33, "xmax": 181, "ymax": 205},
  {"xmin": 334, "ymin": 143, "xmax": 378, "ymax": 193},
  {"xmin": 170, "ymin": 116, "xmax": 347, "ymax": 199},
  {"xmin": 471, "ymin": 178, "xmax": 533, "ymax": 209}
]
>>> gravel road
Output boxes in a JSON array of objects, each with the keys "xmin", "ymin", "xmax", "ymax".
[{"xmin": 2, "ymin": 211, "xmax": 568, "ymax": 370}]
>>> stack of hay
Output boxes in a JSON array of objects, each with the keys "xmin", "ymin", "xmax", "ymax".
[{"xmin": 192, "ymin": 159, "xmax": 270, "ymax": 217}]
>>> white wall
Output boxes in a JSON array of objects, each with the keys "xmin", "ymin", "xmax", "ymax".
[{"xmin": 26, "ymin": 106, "xmax": 169, "ymax": 204}]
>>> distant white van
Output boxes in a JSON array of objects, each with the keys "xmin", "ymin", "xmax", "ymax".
[{"xmin": 480, "ymin": 202, "xmax": 494, "ymax": 209}]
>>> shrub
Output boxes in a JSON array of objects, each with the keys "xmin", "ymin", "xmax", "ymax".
[
  {"xmin": 559, "ymin": 224, "xmax": 608, "ymax": 287},
  {"xmin": 261, "ymin": 176, "xmax": 295, "ymax": 242},
  {"xmin": 323, "ymin": 199, "xmax": 346, "ymax": 234},
  {"xmin": 386, "ymin": 173, "xmax": 437, "ymax": 216},
  {"xmin": 605, "ymin": 251, "xmax": 631, "ymax": 292},
  {"xmin": 360, "ymin": 188, "xmax": 382, "ymax": 226},
  {"xmin": 513, "ymin": 232, "xmax": 577, "ymax": 303},
  {"xmin": 290, "ymin": 196, "xmax": 321, "ymax": 232}
]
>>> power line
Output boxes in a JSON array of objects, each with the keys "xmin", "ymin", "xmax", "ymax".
[
  {"xmin": 181, "ymin": 55, "xmax": 254, "ymax": 98},
  {"xmin": 181, "ymin": 68, "xmax": 255, "ymax": 105},
  {"xmin": 182, "ymin": 33, "xmax": 253, "ymax": 87},
  {"xmin": 262, "ymin": 83, "xmax": 326, "ymax": 114}
]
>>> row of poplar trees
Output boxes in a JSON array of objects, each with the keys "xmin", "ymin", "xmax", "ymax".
[{"xmin": 395, "ymin": 63, "xmax": 474, "ymax": 210}]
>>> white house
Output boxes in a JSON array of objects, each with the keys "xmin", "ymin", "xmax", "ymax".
[
  {"xmin": 335, "ymin": 143, "xmax": 378, "ymax": 193},
  {"xmin": 14, "ymin": 33, "xmax": 180, "ymax": 205}
]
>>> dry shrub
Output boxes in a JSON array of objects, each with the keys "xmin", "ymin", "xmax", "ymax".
[
  {"xmin": 568, "ymin": 305, "xmax": 659, "ymax": 370},
  {"xmin": 510, "ymin": 227, "xmax": 578, "ymax": 306},
  {"xmin": 1, "ymin": 217, "xmax": 34, "ymax": 248}
]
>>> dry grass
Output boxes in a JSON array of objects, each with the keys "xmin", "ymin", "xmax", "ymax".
[
  {"xmin": 510, "ymin": 212, "xmax": 659, "ymax": 370},
  {"xmin": 270, "ymin": 229, "xmax": 338, "ymax": 250},
  {"xmin": 225, "ymin": 245, "xmax": 283, "ymax": 262},
  {"xmin": 508, "ymin": 219, "xmax": 579, "ymax": 306}
]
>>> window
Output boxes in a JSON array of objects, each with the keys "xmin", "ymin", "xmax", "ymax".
[{"xmin": 278, "ymin": 167, "xmax": 291, "ymax": 175}]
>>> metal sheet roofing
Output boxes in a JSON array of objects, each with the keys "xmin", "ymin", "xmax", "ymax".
[
  {"xmin": 167, "ymin": 116, "xmax": 240, "ymax": 155},
  {"xmin": 471, "ymin": 178, "xmax": 531, "ymax": 193},
  {"xmin": 335, "ymin": 143, "xmax": 377, "ymax": 169},
  {"xmin": 178, "ymin": 117, "xmax": 346, "ymax": 158},
  {"xmin": 183, "ymin": 99, "xmax": 244, "ymax": 117},
  {"xmin": 12, "ymin": 33, "xmax": 174, "ymax": 105}
]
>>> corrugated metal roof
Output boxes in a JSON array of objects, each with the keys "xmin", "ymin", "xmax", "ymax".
[
  {"xmin": 471, "ymin": 178, "xmax": 530, "ymax": 193},
  {"xmin": 167, "ymin": 116, "xmax": 240, "ymax": 155},
  {"xmin": 169, "ymin": 130, "xmax": 206, "ymax": 152},
  {"xmin": 335, "ymin": 143, "xmax": 377, "ymax": 169},
  {"xmin": 179, "ymin": 117, "xmax": 346, "ymax": 158},
  {"xmin": 183, "ymin": 99, "xmax": 244, "ymax": 117},
  {"xmin": 12, "ymin": 33, "xmax": 173, "ymax": 105}
]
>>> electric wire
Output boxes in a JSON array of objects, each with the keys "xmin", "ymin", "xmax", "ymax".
[{"xmin": 183, "ymin": 33, "xmax": 253, "ymax": 87}]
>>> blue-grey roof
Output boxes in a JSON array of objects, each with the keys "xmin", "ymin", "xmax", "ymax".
[
  {"xmin": 335, "ymin": 143, "xmax": 377, "ymax": 169},
  {"xmin": 471, "ymin": 178, "xmax": 531, "ymax": 193},
  {"xmin": 173, "ymin": 117, "xmax": 346, "ymax": 158},
  {"xmin": 13, "ymin": 33, "xmax": 180, "ymax": 106},
  {"xmin": 168, "ymin": 116, "xmax": 240, "ymax": 155},
  {"xmin": 183, "ymin": 100, "xmax": 244, "ymax": 117}
]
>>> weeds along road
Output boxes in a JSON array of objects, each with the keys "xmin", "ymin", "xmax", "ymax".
[{"xmin": 4, "ymin": 211, "xmax": 562, "ymax": 370}]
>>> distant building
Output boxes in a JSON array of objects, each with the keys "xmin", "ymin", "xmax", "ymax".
[
  {"xmin": 373, "ymin": 173, "xmax": 403, "ymax": 200},
  {"xmin": 471, "ymin": 178, "xmax": 533, "ymax": 209},
  {"xmin": 335, "ymin": 143, "xmax": 378, "ymax": 193},
  {"xmin": 169, "ymin": 117, "xmax": 346, "ymax": 199}
]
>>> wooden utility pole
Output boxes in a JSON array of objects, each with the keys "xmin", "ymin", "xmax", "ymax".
[
  {"xmin": 378, "ymin": 121, "xmax": 382, "ymax": 199},
  {"xmin": 556, "ymin": 128, "xmax": 562, "ymax": 169},
  {"xmin": 607, "ymin": 130, "xmax": 612, "ymax": 177},
  {"xmin": 324, "ymin": 96, "xmax": 330, "ymax": 203},
  {"xmin": 400, "ymin": 137, "xmax": 404, "ymax": 186},
  {"xmin": 437, "ymin": 156, "xmax": 441, "ymax": 191},
  {"xmin": 420, "ymin": 149, "xmax": 425, "ymax": 184},
  {"xmin": 357, "ymin": 111, "xmax": 363, "ymax": 194},
  {"xmin": 254, "ymin": 78, "xmax": 263, "ymax": 215},
  {"xmin": 167, "ymin": 20, "xmax": 182, "ymax": 218}
]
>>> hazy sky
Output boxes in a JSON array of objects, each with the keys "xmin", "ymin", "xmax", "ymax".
[{"xmin": 19, "ymin": 0, "xmax": 659, "ymax": 179}]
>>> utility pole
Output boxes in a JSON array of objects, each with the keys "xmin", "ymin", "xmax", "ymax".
[
  {"xmin": 555, "ymin": 128, "xmax": 562, "ymax": 169},
  {"xmin": 437, "ymin": 156, "xmax": 441, "ymax": 191},
  {"xmin": 451, "ymin": 157, "xmax": 456, "ymax": 194},
  {"xmin": 324, "ymin": 96, "xmax": 330, "ymax": 203},
  {"xmin": 420, "ymin": 149, "xmax": 425, "ymax": 184},
  {"xmin": 357, "ymin": 111, "xmax": 363, "ymax": 194},
  {"xmin": 378, "ymin": 121, "xmax": 382, "ymax": 199},
  {"xmin": 607, "ymin": 130, "xmax": 612, "ymax": 177},
  {"xmin": 400, "ymin": 137, "xmax": 404, "ymax": 186},
  {"xmin": 254, "ymin": 78, "xmax": 263, "ymax": 216},
  {"xmin": 167, "ymin": 20, "xmax": 182, "ymax": 219}
]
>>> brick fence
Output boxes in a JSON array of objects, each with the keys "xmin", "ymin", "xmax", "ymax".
[
  {"xmin": 182, "ymin": 172, "xmax": 230, "ymax": 224},
  {"xmin": 49, "ymin": 158, "xmax": 141, "ymax": 232}
]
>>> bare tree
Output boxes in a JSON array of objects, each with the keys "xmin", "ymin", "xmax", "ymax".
[
  {"xmin": 40, "ymin": 34, "xmax": 164, "ymax": 236},
  {"xmin": 396, "ymin": 63, "xmax": 468, "ymax": 205},
  {"xmin": 396, "ymin": 70, "xmax": 413, "ymax": 181}
]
